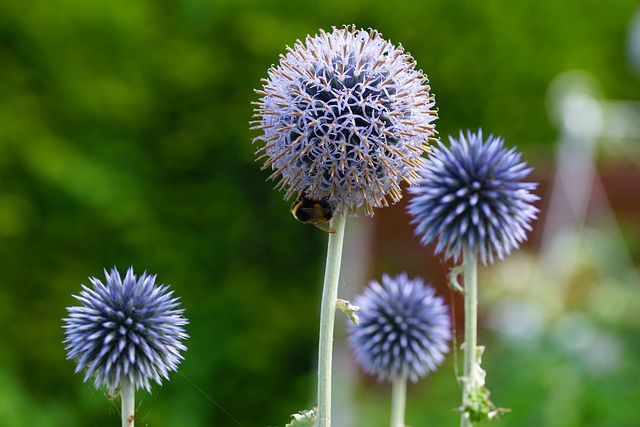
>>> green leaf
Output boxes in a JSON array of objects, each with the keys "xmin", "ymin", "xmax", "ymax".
[
  {"xmin": 285, "ymin": 407, "xmax": 317, "ymax": 427},
  {"xmin": 337, "ymin": 298, "xmax": 360, "ymax": 326}
]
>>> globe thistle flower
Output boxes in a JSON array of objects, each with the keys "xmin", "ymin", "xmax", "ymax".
[
  {"xmin": 407, "ymin": 130, "xmax": 540, "ymax": 265},
  {"xmin": 63, "ymin": 267, "xmax": 188, "ymax": 393},
  {"xmin": 252, "ymin": 25, "xmax": 437, "ymax": 216},
  {"xmin": 347, "ymin": 273, "xmax": 451, "ymax": 382}
]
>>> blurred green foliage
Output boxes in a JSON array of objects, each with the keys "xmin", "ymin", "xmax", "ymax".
[{"xmin": 1, "ymin": 0, "xmax": 639, "ymax": 426}]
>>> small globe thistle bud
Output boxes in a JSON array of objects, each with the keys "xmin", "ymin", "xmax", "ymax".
[
  {"xmin": 63, "ymin": 267, "xmax": 188, "ymax": 393},
  {"xmin": 407, "ymin": 130, "xmax": 540, "ymax": 265},
  {"xmin": 252, "ymin": 25, "xmax": 437, "ymax": 216},
  {"xmin": 347, "ymin": 273, "xmax": 451, "ymax": 382}
]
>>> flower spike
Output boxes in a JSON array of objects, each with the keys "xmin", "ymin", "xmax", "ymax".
[
  {"xmin": 63, "ymin": 267, "xmax": 188, "ymax": 393},
  {"xmin": 347, "ymin": 273, "xmax": 451, "ymax": 382},
  {"xmin": 407, "ymin": 130, "xmax": 539, "ymax": 265},
  {"xmin": 252, "ymin": 25, "xmax": 438, "ymax": 216}
]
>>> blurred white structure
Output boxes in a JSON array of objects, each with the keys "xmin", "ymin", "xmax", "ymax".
[
  {"xmin": 484, "ymin": 70, "xmax": 640, "ymax": 385},
  {"xmin": 541, "ymin": 70, "xmax": 640, "ymax": 286}
]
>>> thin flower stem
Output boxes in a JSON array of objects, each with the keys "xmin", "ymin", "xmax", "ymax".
[
  {"xmin": 121, "ymin": 375, "xmax": 135, "ymax": 427},
  {"xmin": 317, "ymin": 214, "xmax": 347, "ymax": 427},
  {"xmin": 460, "ymin": 245, "xmax": 478, "ymax": 427},
  {"xmin": 390, "ymin": 375, "xmax": 407, "ymax": 427}
]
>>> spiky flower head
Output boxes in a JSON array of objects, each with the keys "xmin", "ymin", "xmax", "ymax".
[
  {"xmin": 408, "ymin": 130, "xmax": 540, "ymax": 265},
  {"xmin": 63, "ymin": 267, "xmax": 188, "ymax": 393},
  {"xmin": 252, "ymin": 25, "xmax": 437, "ymax": 216},
  {"xmin": 347, "ymin": 273, "xmax": 451, "ymax": 382}
]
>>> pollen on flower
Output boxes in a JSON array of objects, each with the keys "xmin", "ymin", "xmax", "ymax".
[{"xmin": 252, "ymin": 25, "xmax": 437, "ymax": 216}]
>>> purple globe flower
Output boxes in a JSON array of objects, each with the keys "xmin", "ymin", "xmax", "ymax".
[
  {"xmin": 252, "ymin": 25, "xmax": 437, "ymax": 216},
  {"xmin": 407, "ymin": 130, "xmax": 540, "ymax": 265},
  {"xmin": 347, "ymin": 273, "xmax": 451, "ymax": 382},
  {"xmin": 63, "ymin": 267, "xmax": 188, "ymax": 393}
]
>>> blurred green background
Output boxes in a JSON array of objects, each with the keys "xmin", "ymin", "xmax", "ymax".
[{"xmin": 1, "ymin": 0, "xmax": 639, "ymax": 426}]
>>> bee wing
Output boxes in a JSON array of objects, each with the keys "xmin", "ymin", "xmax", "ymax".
[{"xmin": 297, "ymin": 204, "xmax": 332, "ymax": 221}]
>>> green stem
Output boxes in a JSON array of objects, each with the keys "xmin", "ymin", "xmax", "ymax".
[
  {"xmin": 460, "ymin": 245, "xmax": 478, "ymax": 427},
  {"xmin": 390, "ymin": 375, "xmax": 407, "ymax": 427},
  {"xmin": 317, "ymin": 214, "xmax": 347, "ymax": 427},
  {"xmin": 120, "ymin": 375, "xmax": 135, "ymax": 427}
]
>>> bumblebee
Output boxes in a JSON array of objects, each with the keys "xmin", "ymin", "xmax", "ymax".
[{"xmin": 291, "ymin": 194, "xmax": 335, "ymax": 233}]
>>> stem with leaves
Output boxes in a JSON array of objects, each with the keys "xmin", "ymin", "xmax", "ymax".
[{"xmin": 460, "ymin": 245, "xmax": 478, "ymax": 427}]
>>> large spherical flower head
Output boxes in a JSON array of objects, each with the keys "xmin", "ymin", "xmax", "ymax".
[
  {"xmin": 63, "ymin": 267, "xmax": 188, "ymax": 393},
  {"xmin": 347, "ymin": 273, "xmax": 451, "ymax": 382},
  {"xmin": 252, "ymin": 25, "xmax": 437, "ymax": 216},
  {"xmin": 407, "ymin": 130, "xmax": 540, "ymax": 265}
]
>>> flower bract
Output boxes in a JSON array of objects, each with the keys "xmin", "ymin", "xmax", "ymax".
[
  {"xmin": 63, "ymin": 267, "xmax": 188, "ymax": 393},
  {"xmin": 407, "ymin": 130, "xmax": 540, "ymax": 265},
  {"xmin": 347, "ymin": 273, "xmax": 451, "ymax": 382},
  {"xmin": 252, "ymin": 25, "xmax": 437, "ymax": 216}
]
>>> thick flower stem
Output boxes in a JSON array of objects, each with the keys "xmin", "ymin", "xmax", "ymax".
[
  {"xmin": 390, "ymin": 375, "xmax": 407, "ymax": 427},
  {"xmin": 460, "ymin": 245, "xmax": 478, "ymax": 427},
  {"xmin": 121, "ymin": 375, "xmax": 135, "ymax": 427},
  {"xmin": 317, "ymin": 214, "xmax": 347, "ymax": 427}
]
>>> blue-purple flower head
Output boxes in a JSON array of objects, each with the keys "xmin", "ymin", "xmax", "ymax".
[
  {"xmin": 63, "ymin": 267, "xmax": 188, "ymax": 393},
  {"xmin": 407, "ymin": 130, "xmax": 540, "ymax": 265},
  {"xmin": 348, "ymin": 273, "xmax": 451, "ymax": 382},
  {"xmin": 252, "ymin": 25, "xmax": 437, "ymax": 216}
]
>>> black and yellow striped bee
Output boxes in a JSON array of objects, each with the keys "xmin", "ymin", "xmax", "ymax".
[{"xmin": 291, "ymin": 194, "xmax": 336, "ymax": 233}]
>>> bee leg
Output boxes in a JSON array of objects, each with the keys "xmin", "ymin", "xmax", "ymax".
[{"xmin": 313, "ymin": 222, "xmax": 336, "ymax": 233}]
